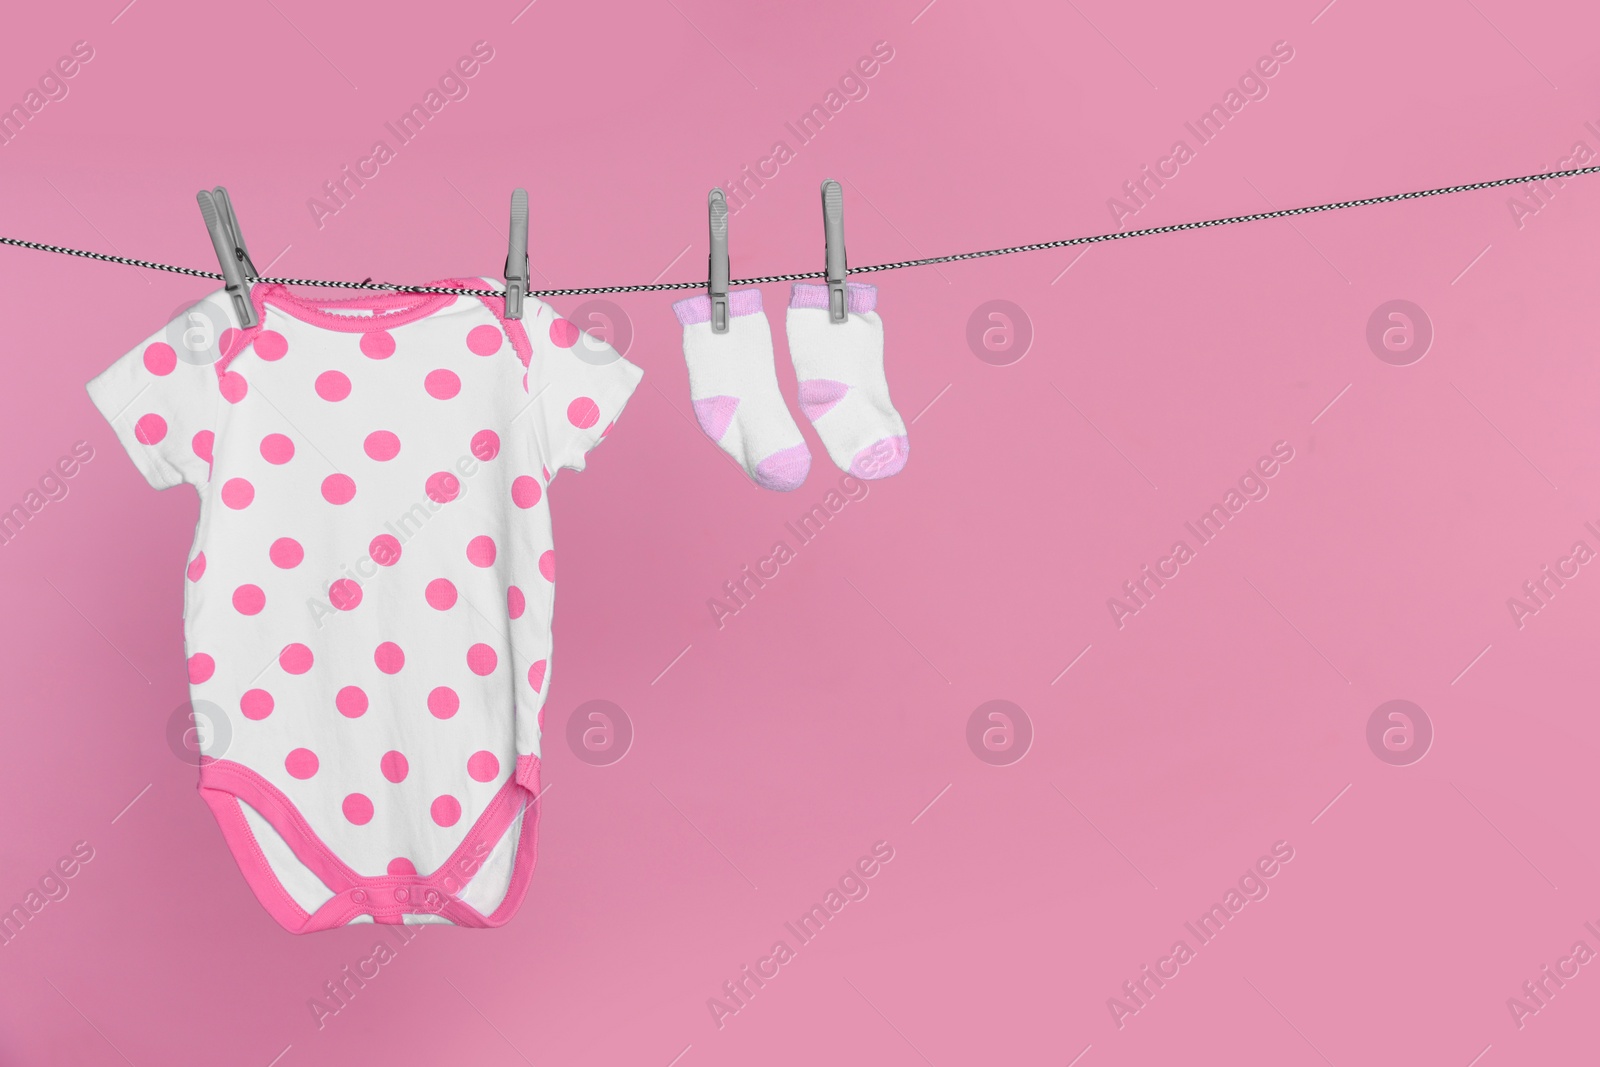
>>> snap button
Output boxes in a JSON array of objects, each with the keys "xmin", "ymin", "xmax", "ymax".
[
  {"xmin": 423, "ymin": 889, "xmax": 442, "ymax": 909},
  {"xmin": 351, "ymin": 889, "xmax": 368, "ymax": 904},
  {"xmin": 394, "ymin": 887, "xmax": 410, "ymax": 903}
]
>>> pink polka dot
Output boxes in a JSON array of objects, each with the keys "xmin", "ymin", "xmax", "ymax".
[
  {"xmin": 144, "ymin": 342, "xmax": 177, "ymax": 375},
  {"xmin": 380, "ymin": 750, "xmax": 410, "ymax": 784},
  {"xmin": 425, "ymin": 578, "xmax": 457, "ymax": 610},
  {"xmin": 186, "ymin": 553, "xmax": 206, "ymax": 581},
  {"xmin": 427, "ymin": 686, "xmax": 459, "ymax": 719},
  {"xmin": 192, "ymin": 430, "xmax": 214, "ymax": 462},
  {"xmin": 522, "ymin": 372, "xmax": 529, "ymax": 392},
  {"xmin": 424, "ymin": 369, "xmax": 461, "ymax": 399},
  {"xmin": 470, "ymin": 430, "xmax": 500, "ymax": 461},
  {"xmin": 280, "ymin": 643, "xmax": 314, "ymax": 675},
  {"xmin": 527, "ymin": 660, "xmax": 547, "ymax": 692},
  {"xmin": 507, "ymin": 585, "xmax": 525, "ymax": 619},
  {"xmin": 240, "ymin": 688, "xmax": 274, "ymax": 720},
  {"xmin": 425, "ymin": 471, "xmax": 460, "ymax": 503},
  {"xmin": 386, "ymin": 857, "xmax": 416, "ymax": 876},
  {"xmin": 315, "ymin": 370, "xmax": 351, "ymax": 401},
  {"xmin": 232, "ymin": 584, "xmax": 266, "ymax": 615},
  {"xmin": 285, "ymin": 748, "xmax": 319, "ymax": 780},
  {"xmin": 260, "ymin": 433, "xmax": 294, "ymax": 464},
  {"xmin": 360, "ymin": 330, "xmax": 395, "ymax": 359},
  {"xmin": 430, "ymin": 795, "xmax": 461, "ymax": 827},
  {"xmin": 187, "ymin": 653, "xmax": 215, "ymax": 684},
  {"xmin": 218, "ymin": 371, "xmax": 248, "ymax": 404},
  {"xmin": 467, "ymin": 324, "xmax": 503, "ymax": 355},
  {"xmin": 219, "ymin": 327, "xmax": 244, "ymax": 360},
  {"xmin": 336, "ymin": 685, "xmax": 368, "ymax": 718},
  {"xmin": 221, "ymin": 478, "xmax": 254, "ymax": 509},
  {"xmin": 549, "ymin": 318, "xmax": 580, "ymax": 348},
  {"xmin": 343, "ymin": 793, "xmax": 374, "ymax": 825},
  {"xmin": 321, "ymin": 473, "xmax": 356, "ymax": 504},
  {"xmin": 329, "ymin": 578, "xmax": 363, "ymax": 611},
  {"xmin": 467, "ymin": 751, "xmax": 500, "ymax": 782},
  {"xmin": 539, "ymin": 550, "xmax": 555, "ymax": 581},
  {"xmin": 467, "ymin": 536, "xmax": 497, "ymax": 567},
  {"xmin": 269, "ymin": 537, "xmax": 303, "ymax": 568},
  {"xmin": 511, "ymin": 476, "xmax": 542, "ymax": 509},
  {"xmin": 567, "ymin": 396, "xmax": 600, "ymax": 429},
  {"xmin": 254, "ymin": 330, "xmax": 288, "ymax": 361},
  {"xmin": 467, "ymin": 643, "xmax": 497, "ymax": 676},
  {"xmin": 363, "ymin": 431, "xmax": 400, "ymax": 461},
  {"xmin": 369, "ymin": 534, "xmax": 402, "ymax": 567},
  {"xmin": 374, "ymin": 641, "xmax": 405, "ymax": 674},
  {"xmin": 134, "ymin": 413, "xmax": 167, "ymax": 445}
]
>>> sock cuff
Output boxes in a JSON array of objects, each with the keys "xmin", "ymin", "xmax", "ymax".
[
  {"xmin": 790, "ymin": 282, "xmax": 877, "ymax": 315},
  {"xmin": 673, "ymin": 287, "xmax": 763, "ymax": 327}
]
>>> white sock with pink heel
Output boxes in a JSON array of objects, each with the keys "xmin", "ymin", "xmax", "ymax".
[
  {"xmin": 673, "ymin": 288, "xmax": 812, "ymax": 492},
  {"xmin": 785, "ymin": 282, "xmax": 909, "ymax": 479}
]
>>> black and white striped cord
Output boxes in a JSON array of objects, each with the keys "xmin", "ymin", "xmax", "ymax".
[{"xmin": 3, "ymin": 163, "xmax": 1594, "ymax": 300}]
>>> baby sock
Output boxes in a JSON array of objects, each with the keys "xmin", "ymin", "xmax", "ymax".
[
  {"xmin": 673, "ymin": 288, "xmax": 811, "ymax": 491},
  {"xmin": 785, "ymin": 282, "xmax": 909, "ymax": 479}
]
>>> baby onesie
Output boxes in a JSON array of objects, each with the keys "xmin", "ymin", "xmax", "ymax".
[{"xmin": 87, "ymin": 279, "xmax": 642, "ymax": 932}]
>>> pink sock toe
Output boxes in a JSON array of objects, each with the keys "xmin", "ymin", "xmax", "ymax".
[
  {"xmin": 753, "ymin": 443, "xmax": 811, "ymax": 491},
  {"xmin": 693, "ymin": 395, "xmax": 740, "ymax": 442},
  {"xmin": 849, "ymin": 435, "xmax": 909, "ymax": 480},
  {"xmin": 797, "ymin": 379, "xmax": 850, "ymax": 422}
]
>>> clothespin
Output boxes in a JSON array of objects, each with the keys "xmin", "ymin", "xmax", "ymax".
[
  {"xmin": 196, "ymin": 186, "xmax": 258, "ymax": 328},
  {"xmin": 708, "ymin": 188, "xmax": 730, "ymax": 333},
  {"xmin": 504, "ymin": 188, "xmax": 529, "ymax": 320},
  {"xmin": 821, "ymin": 179, "xmax": 847, "ymax": 323}
]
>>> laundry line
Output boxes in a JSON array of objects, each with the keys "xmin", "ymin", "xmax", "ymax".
[{"xmin": 4, "ymin": 163, "xmax": 1596, "ymax": 300}]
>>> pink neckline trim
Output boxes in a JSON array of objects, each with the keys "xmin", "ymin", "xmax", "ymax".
[
  {"xmin": 254, "ymin": 280, "xmax": 466, "ymax": 332},
  {"xmin": 213, "ymin": 278, "xmax": 534, "ymax": 376}
]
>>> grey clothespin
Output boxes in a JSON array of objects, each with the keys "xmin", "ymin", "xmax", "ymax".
[
  {"xmin": 196, "ymin": 186, "xmax": 258, "ymax": 328},
  {"xmin": 708, "ymin": 188, "xmax": 730, "ymax": 333},
  {"xmin": 505, "ymin": 188, "xmax": 529, "ymax": 320},
  {"xmin": 822, "ymin": 179, "xmax": 847, "ymax": 323}
]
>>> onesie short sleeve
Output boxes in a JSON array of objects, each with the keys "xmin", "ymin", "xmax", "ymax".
[
  {"xmin": 523, "ymin": 306, "xmax": 644, "ymax": 475},
  {"xmin": 86, "ymin": 311, "xmax": 225, "ymax": 490}
]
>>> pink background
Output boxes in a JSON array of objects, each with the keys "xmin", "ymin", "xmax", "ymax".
[{"xmin": 2, "ymin": 0, "xmax": 1599, "ymax": 1063}]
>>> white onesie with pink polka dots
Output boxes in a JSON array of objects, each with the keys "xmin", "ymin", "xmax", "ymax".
[{"xmin": 87, "ymin": 280, "xmax": 641, "ymax": 933}]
